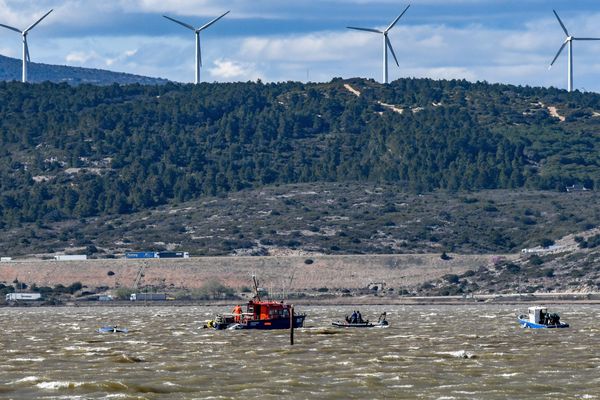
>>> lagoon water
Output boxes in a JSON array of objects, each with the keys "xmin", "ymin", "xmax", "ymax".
[{"xmin": 1, "ymin": 304, "xmax": 599, "ymax": 399}]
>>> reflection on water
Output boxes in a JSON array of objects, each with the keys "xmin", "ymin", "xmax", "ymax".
[{"xmin": 1, "ymin": 305, "xmax": 599, "ymax": 399}]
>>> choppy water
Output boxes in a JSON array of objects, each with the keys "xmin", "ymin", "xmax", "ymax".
[{"xmin": 1, "ymin": 304, "xmax": 599, "ymax": 399}]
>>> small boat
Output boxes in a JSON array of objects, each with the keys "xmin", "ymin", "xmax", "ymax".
[
  {"xmin": 206, "ymin": 276, "xmax": 306, "ymax": 330},
  {"xmin": 331, "ymin": 321, "xmax": 389, "ymax": 328},
  {"xmin": 518, "ymin": 306, "xmax": 569, "ymax": 329},
  {"xmin": 332, "ymin": 311, "xmax": 389, "ymax": 328},
  {"xmin": 98, "ymin": 326, "xmax": 129, "ymax": 333}
]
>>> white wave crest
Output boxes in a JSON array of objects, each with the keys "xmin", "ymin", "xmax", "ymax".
[
  {"xmin": 438, "ymin": 350, "xmax": 476, "ymax": 359},
  {"xmin": 36, "ymin": 381, "xmax": 82, "ymax": 390}
]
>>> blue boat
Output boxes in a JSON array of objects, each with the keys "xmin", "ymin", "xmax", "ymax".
[
  {"xmin": 518, "ymin": 307, "xmax": 569, "ymax": 329},
  {"xmin": 98, "ymin": 326, "xmax": 129, "ymax": 333}
]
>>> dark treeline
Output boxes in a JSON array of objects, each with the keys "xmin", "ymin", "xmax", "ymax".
[{"xmin": 1, "ymin": 78, "xmax": 599, "ymax": 226}]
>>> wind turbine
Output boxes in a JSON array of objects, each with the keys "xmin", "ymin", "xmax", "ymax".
[
  {"xmin": 347, "ymin": 5, "xmax": 410, "ymax": 84},
  {"xmin": 0, "ymin": 9, "xmax": 53, "ymax": 83},
  {"xmin": 549, "ymin": 9, "xmax": 600, "ymax": 92},
  {"xmin": 163, "ymin": 11, "xmax": 230, "ymax": 84}
]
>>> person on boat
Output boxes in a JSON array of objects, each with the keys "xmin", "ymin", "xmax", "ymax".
[
  {"xmin": 357, "ymin": 311, "xmax": 363, "ymax": 323},
  {"xmin": 350, "ymin": 310, "xmax": 358, "ymax": 324},
  {"xmin": 233, "ymin": 305, "xmax": 243, "ymax": 323},
  {"xmin": 548, "ymin": 312, "xmax": 560, "ymax": 325},
  {"xmin": 378, "ymin": 312, "xmax": 387, "ymax": 323}
]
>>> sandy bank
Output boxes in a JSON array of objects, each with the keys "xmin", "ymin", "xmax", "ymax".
[{"xmin": 0, "ymin": 253, "xmax": 512, "ymax": 290}]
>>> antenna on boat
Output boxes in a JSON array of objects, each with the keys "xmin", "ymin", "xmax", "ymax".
[{"xmin": 252, "ymin": 274, "xmax": 261, "ymax": 301}]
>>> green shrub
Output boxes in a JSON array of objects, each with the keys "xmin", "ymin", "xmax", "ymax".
[
  {"xmin": 540, "ymin": 238, "xmax": 555, "ymax": 248},
  {"xmin": 505, "ymin": 263, "xmax": 521, "ymax": 274},
  {"xmin": 586, "ymin": 234, "xmax": 600, "ymax": 248},
  {"xmin": 114, "ymin": 287, "xmax": 134, "ymax": 300},
  {"xmin": 528, "ymin": 255, "xmax": 544, "ymax": 266},
  {"xmin": 195, "ymin": 279, "xmax": 236, "ymax": 299},
  {"xmin": 444, "ymin": 274, "xmax": 460, "ymax": 284}
]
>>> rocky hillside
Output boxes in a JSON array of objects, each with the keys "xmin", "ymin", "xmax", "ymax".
[
  {"xmin": 420, "ymin": 228, "xmax": 600, "ymax": 295},
  {"xmin": 0, "ymin": 183, "xmax": 598, "ymax": 258}
]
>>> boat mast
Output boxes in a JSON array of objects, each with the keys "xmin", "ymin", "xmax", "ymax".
[{"xmin": 252, "ymin": 275, "xmax": 261, "ymax": 301}]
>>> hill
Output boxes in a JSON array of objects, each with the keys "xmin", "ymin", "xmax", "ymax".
[
  {"xmin": 0, "ymin": 54, "xmax": 169, "ymax": 85},
  {"xmin": 419, "ymin": 227, "xmax": 600, "ymax": 296},
  {"xmin": 1, "ymin": 183, "xmax": 598, "ymax": 258},
  {"xmin": 0, "ymin": 77, "xmax": 599, "ymax": 258}
]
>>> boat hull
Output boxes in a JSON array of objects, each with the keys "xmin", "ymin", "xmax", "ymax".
[
  {"xmin": 332, "ymin": 321, "xmax": 389, "ymax": 328},
  {"xmin": 518, "ymin": 318, "xmax": 569, "ymax": 329},
  {"xmin": 98, "ymin": 326, "xmax": 128, "ymax": 333},
  {"xmin": 213, "ymin": 315, "xmax": 306, "ymax": 330}
]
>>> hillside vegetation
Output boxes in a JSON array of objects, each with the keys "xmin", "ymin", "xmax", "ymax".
[
  {"xmin": 420, "ymin": 228, "xmax": 600, "ymax": 295},
  {"xmin": 1, "ymin": 182, "xmax": 598, "ymax": 258},
  {"xmin": 0, "ymin": 77, "xmax": 599, "ymax": 257}
]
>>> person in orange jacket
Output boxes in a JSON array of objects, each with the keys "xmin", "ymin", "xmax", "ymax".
[{"xmin": 233, "ymin": 305, "xmax": 243, "ymax": 323}]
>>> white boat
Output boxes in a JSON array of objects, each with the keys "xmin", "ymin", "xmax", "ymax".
[
  {"xmin": 97, "ymin": 326, "xmax": 129, "ymax": 333},
  {"xmin": 518, "ymin": 307, "xmax": 569, "ymax": 329}
]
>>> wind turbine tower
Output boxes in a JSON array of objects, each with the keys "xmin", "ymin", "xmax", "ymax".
[
  {"xmin": 0, "ymin": 9, "xmax": 53, "ymax": 83},
  {"xmin": 347, "ymin": 5, "xmax": 410, "ymax": 84},
  {"xmin": 549, "ymin": 10, "xmax": 600, "ymax": 92},
  {"xmin": 163, "ymin": 11, "xmax": 230, "ymax": 84}
]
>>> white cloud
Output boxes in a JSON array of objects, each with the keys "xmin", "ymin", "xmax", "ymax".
[
  {"xmin": 106, "ymin": 49, "xmax": 138, "ymax": 66},
  {"xmin": 65, "ymin": 48, "xmax": 138, "ymax": 67},
  {"xmin": 208, "ymin": 58, "xmax": 260, "ymax": 81},
  {"xmin": 240, "ymin": 32, "xmax": 372, "ymax": 63},
  {"xmin": 65, "ymin": 50, "xmax": 98, "ymax": 64}
]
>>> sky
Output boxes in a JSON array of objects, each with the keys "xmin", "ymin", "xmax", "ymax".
[{"xmin": 1, "ymin": 0, "xmax": 600, "ymax": 91}]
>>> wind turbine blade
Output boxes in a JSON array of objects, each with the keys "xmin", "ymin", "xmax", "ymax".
[
  {"xmin": 163, "ymin": 15, "xmax": 196, "ymax": 31},
  {"xmin": 0, "ymin": 23, "xmax": 22, "ymax": 33},
  {"xmin": 347, "ymin": 26, "xmax": 382, "ymax": 34},
  {"xmin": 198, "ymin": 10, "xmax": 230, "ymax": 31},
  {"xmin": 25, "ymin": 41, "xmax": 30, "ymax": 62},
  {"xmin": 385, "ymin": 4, "xmax": 410, "ymax": 33},
  {"xmin": 549, "ymin": 42, "xmax": 567, "ymax": 68},
  {"xmin": 386, "ymin": 37, "xmax": 399, "ymax": 67},
  {"xmin": 552, "ymin": 10, "xmax": 569, "ymax": 37},
  {"xmin": 24, "ymin": 9, "xmax": 53, "ymax": 33},
  {"xmin": 573, "ymin": 37, "xmax": 600, "ymax": 41}
]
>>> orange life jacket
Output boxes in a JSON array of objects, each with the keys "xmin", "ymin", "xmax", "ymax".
[{"xmin": 233, "ymin": 306, "xmax": 242, "ymax": 322}]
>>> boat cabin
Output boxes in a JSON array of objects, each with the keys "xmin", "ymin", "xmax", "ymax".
[
  {"xmin": 528, "ymin": 306, "xmax": 547, "ymax": 324},
  {"xmin": 247, "ymin": 299, "xmax": 291, "ymax": 321}
]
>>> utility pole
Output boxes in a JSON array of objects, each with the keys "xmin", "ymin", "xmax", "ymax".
[{"xmin": 289, "ymin": 306, "xmax": 295, "ymax": 345}]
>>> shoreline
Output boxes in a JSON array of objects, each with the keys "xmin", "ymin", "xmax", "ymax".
[{"xmin": 4, "ymin": 293, "xmax": 600, "ymax": 308}]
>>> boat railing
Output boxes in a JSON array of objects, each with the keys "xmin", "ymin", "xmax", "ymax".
[{"xmin": 219, "ymin": 312, "xmax": 253, "ymax": 317}]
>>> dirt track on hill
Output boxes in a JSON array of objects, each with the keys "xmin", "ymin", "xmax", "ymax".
[{"xmin": 0, "ymin": 254, "xmax": 514, "ymax": 291}]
